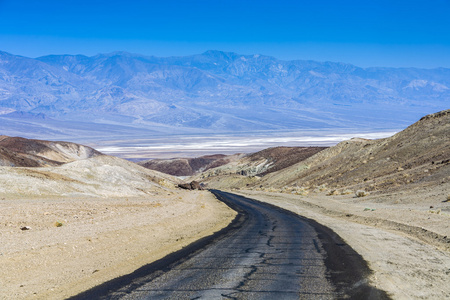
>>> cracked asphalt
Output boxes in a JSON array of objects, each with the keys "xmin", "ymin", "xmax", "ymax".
[{"xmin": 71, "ymin": 190, "xmax": 389, "ymax": 300}]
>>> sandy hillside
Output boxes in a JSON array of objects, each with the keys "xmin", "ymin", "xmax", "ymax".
[
  {"xmin": 0, "ymin": 144, "xmax": 237, "ymax": 299},
  {"xmin": 0, "ymin": 136, "xmax": 102, "ymax": 167},
  {"xmin": 255, "ymin": 109, "xmax": 450, "ymax": 194},
  {"xmin": 192, "ymin": 146, "xmax": 326, "ymax": 187},
  {"xmin": 138, "ymin": 153, "xmax": 245, "ymax": 176},
  {"xmin": 199, "ymin": 110, "xmax": 449, "ymax": 197},
  {"xmin": 0, "ymin": 155, "xmax": 184, "ymax": 198}
]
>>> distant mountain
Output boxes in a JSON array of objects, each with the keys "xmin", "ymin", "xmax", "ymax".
[{"xmin": 0, "ymin": 50, "xmax": 449, "ymax": 140}]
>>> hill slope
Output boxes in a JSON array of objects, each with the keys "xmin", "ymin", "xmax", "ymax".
[
  {"xmin": 138, "ymin": 154, "xmax": 243, "ymax": 176},
  {"xmin": 0, "ymin": 136, "xmax": 102, "ymax": 167},
  {"xmin": 194, "ymin": 147, "xmax": 326, "ymax": 188},
  {"xmin": 0, "ymin": 136, "xmax": 181, "ymax": 197},
  {"xmin": 224, "ymin": 109, "xmax": 450, "ymax": 195}
]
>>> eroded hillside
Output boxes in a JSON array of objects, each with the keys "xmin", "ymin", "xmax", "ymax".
[
  {"xmin": 0, "ymin": 136, "xmax": 102, "ymax": 167},
  {"xmin": 199, "ymin": 110, "xmax": 450, "ymax": 196},
  {"xmin": 139, "ymin": 154, "xmax": 244, "ymax": 176},
  {"xmin": 257, "ymin": 109, "xmax": 450, "ymax": 194},
  {"xmin": 0, "ymin": 136, "xmax": 182, "ymax": 198},
  {"xmin": 193, "ymin": 147, "xmax": 326, "ymax": 189}
]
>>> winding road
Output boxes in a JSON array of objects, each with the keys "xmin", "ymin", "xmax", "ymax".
[{"xmin": 71, "ymin": 190, "xmax": 389, "ymax": 299}]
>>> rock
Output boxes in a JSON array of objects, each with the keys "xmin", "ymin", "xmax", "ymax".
[
  {"xmin": 178, "ymin": 181, "xmax": 203, "ymax": 190},
  {"xmin": 190, "ymin": 181, "xmax": 203, "ymax": 190}
]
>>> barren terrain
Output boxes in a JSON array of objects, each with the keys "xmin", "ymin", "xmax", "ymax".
[
  {"xmin": 192, "ymin": 109, "xmax": 450, "ymax": 299},
  {"xmin": 0, "ymin": 192, "xmax": 235, "ymax": 299},
  {"xmin": 0, "ymin": 149, "xmax": 236, "ymax": 299},
  {"xmin": 0, "ymin": 136, "xmax": 101, "ymax": 167},
  {"xmin": 1, "ymin": 109, "xmax": 449, "ymax": 299}
]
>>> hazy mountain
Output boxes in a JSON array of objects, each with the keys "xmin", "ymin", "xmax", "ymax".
[{"xmin": 0, "ymin": 50, "xmax": 449, "ymax": 140}]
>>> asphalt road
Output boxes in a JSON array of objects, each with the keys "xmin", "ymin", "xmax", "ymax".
[{"xmin": 71, "ymin": 190, "xmax": 389, "ymax": 300}]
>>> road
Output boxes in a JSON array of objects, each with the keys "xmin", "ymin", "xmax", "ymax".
[{"xmin": 71, "ymin": 190, "xmax": 389, "ymax": 299}]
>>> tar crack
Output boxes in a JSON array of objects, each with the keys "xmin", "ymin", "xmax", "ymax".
[
  {"xmin": 235, "ymin": 265, "xmax": 258, "ymax": 290},
  {"xmin": 313, "ymin": 239, "xmax": 322, "ymax": 253},
  {"xmin": 267, "ymin": 235, "xmax": 275, "ymax": 247}
]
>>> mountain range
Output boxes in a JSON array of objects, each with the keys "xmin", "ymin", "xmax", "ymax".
[{"xmin": 0, "ymin": 50, "xmax": 449, "ymax": 142}]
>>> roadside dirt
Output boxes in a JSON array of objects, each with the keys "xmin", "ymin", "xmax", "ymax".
[
  {"xmin": 234, "ymin": 189, "xmax": 450, "ymax": 299},
  {"xmin": 0, "ymin": 191, "xmax": 236, "ymax": 300}
]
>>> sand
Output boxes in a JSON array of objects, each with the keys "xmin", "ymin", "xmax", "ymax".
[
  {"xmin": 0, "ymin": 191, "xmax": 236, "ymax": 299},
  {"xmin": 234, "ymin": 189, "xmax": 450, "ymax": 299}
]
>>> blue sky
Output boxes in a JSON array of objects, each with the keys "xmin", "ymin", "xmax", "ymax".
[{"xmin": 0, "ymin": 0, "xmax": 449, "ymax": 68}]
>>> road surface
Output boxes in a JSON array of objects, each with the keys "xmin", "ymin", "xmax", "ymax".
[{"xmin": 71, "ymin": 190, "xmax": 389, "ymax": 299}]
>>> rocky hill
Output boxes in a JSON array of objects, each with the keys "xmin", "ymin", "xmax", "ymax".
[
  {"xmin": 0, "ymin": 136, "xmax": 102, "ymax": 167},
  {"xmin": 0, "ymin": 155, "xmax": 182, "ymax": 198},
  {"xmin": 138, "ymin": 154, "xmax": 243, "ymax": 176},
  {"xmin": 201, "ymin": 110, "xmax": 450, "ymax": 195},
  {"xmin": 0, "ymin": 136, "xmax": 181, "ymax": 198},
  {"xmin": 192, "ymin": 147, "xmax": 326, "ymax": 188}
]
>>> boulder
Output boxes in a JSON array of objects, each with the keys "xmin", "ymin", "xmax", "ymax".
[{"xmin": 178, "ymin": 181, "xmax": 203, "ymax": 190}]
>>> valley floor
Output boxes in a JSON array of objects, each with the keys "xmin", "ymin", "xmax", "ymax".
[
  {"xmin": 234, "ymin": 188, "xmax": 450, "ymax": 300},
  {"xmin": 0, "ymin": 191, "xmax": 236, "ymax": 300}
]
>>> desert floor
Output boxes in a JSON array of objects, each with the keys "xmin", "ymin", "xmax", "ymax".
[
  {"xmin": 234, "ymin": 188, "xmax": 450, "ymax": 300},
  {"xmin": 2, "ymin": 187, "xmax": 449, "ymax": 300},
  {"xmin": 0, "ymin": 191, "xmax": 236, "ymax": 299}
]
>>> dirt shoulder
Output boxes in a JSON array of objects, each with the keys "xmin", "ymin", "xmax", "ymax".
[
  {"xmin": 0, "ymin": 191, "xmax": 236, "ymax": 300},
  {"xmin": 234, "ymin": 189, "xmax": 450, "ymax": 300}
]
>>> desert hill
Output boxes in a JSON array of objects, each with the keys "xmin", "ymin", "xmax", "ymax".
[
  {"xmin": 0, "ymin": 136, "xmax": 182, "ymax": 198},
  {"xmin": 140, "ymin": 147, "xmax": 326, "ymax": 178},
  {"xmin": 0, "ymin": 155, "xmax": 182, "ymax": 198},
  {"xmin": 138, "ymin": 154, "xmax": 244, "ymax": 176},
  {"xmin": 190, "ymin": 147, "xmax": 326, "ymax": 188},
  {"xmin": 0, "ymin": 137, "xmax": 235, "ymax": 300},
  {"xmin": 244, "ymin": 146, "xmax": 328, "ymax": 176},
  {"xmin": 0, "ymin": 136, "xmax": 102, "ymax": 167},
  {"xmin": 256, "ymin": 109, "xmax": 450, "ymax": 194},
  {"xmin": 199, "ymin": 110, "xmax": 450, "ymax": 195}
]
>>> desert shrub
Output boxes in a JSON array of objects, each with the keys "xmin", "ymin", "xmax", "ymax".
[
  {"xmin": 341, "ymin": 189, "xmax": 353, "ymax": 195},
  {"xmin": 355, "ymin": 190, "xmax": 370, "ymax": 197},
  {"xmin": 326, "ymin": 190, "xmax": 339, "ymax": 196}
]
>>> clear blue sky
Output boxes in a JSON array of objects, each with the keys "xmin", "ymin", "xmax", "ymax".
[{"xmin": 1, "ymin": 0, "xmax": 449, "ymax": 68}]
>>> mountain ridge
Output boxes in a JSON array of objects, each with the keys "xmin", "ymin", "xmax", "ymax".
[{"xmin": 0, "ymin": 50, "xmax": 449, "ymax": 141}]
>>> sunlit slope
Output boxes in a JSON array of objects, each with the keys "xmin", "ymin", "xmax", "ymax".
[
  {"xmin": 195, "ymin": 147, "xmax": 326, "ymax": 189},
  {"xmin": 256, "ymin": 109, "xmax": 450, "ymax": 194},
  {"xmin": 0, "ymin": 136, "xmax": 181, "ymax": 198},
  {"xmin": 0, "ymin": 136, "xmax": 102, "ymax": 167}
]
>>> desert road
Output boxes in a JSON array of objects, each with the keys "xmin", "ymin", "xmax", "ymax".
[{"xmin": 71, "ymin": 190, "xmax": 389, "ymax": 299}]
